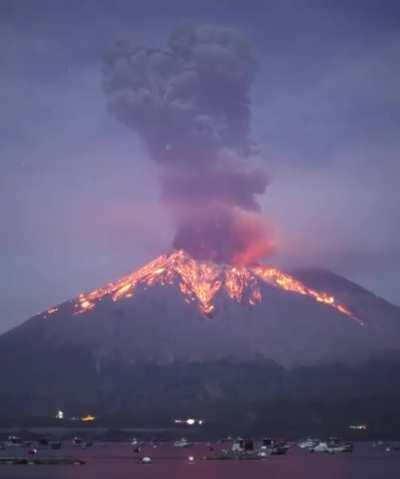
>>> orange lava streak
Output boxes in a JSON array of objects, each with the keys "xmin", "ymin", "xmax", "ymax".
[
  {"xmin": 73, "ymin": 255, "xmax": 169, "ymax": 314},
  {"xmin": 252, "ymin": 266, "xmax": 360, "ymax": 323},
  {"xmin": 224, "ymin": 267, "xmax": 261, "ymax": 306},
  {"xmin": 174, "ymin": 255, "xmax": 222, "ymax": 314},
  {"xmin": 65, "ymin": 250, "xmax": 360, "ymax": 323}
]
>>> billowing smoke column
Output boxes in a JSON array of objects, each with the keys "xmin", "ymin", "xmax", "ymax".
[{"xmin": 103, "ymin": 25, "xmax": 272, "ymax": 264}]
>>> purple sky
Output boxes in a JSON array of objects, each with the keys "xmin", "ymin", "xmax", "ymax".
[{"xmin": 1, "ymin": 0, "xmax": 399, "ymax": 333}]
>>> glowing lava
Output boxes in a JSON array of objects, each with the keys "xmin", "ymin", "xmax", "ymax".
[{"xmin": 54, "ymin": 250, "xmax": 361, "ymax": 324}]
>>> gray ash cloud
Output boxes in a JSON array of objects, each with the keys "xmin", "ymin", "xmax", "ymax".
[{"xmin": 103, "ymin": 24, "xmax": 271, "ymax": 264}]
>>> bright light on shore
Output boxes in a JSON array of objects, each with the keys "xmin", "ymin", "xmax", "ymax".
[
  {"xmin": 349, "ymin": 424, "xmax": 367, "ymax": 430},
  {"xmin": 81, "ymin": 414, "xmax": 96, "ymax": 422},
  {"xmin": 56, "ymin": 410, "xmax": 64, "ymax": 420},
  {"xmin": 174, "ymin": 417, "xmax": 205, "ymax": 426}
]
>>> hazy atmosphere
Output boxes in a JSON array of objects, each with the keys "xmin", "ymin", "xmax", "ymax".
[{"xmin": 1, "ymin": 0, "xmax": 399, "ymax": 333}]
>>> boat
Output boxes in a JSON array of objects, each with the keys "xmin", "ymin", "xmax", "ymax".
[
  {"xmin": 270, "ymin": 442, "xmax": 289, "ymax": 455},
  {"xmin": 260, "ymin": 438, "xmax": 274, "ymax": 450},
  {"xmin": 310, "ymin": 439, "xmax": 353, "ymax": 454},
  {"xmin": 72, "ymin": 436, "xmax": 82, "ymax": 446},
  {"xmin": 229, "ymin": 439, "xmax": 261, "ymax": 459},
  {"xmin": 6, "ymin": 436, "xmax": 22, "ymax": 447},
  {"xmin": 312, "ymin": 442, "xmax": 328, "ymax": 452},
  {"xmin": 298, "ymin": 438, "xmax": 320, "ymax": 450},
  {"xmin": 231, "ymin": 439, "xmax": 255, "ymax": 453},
  {"xmin": 174, "ymin": 438, "xmax": 192, "ymax": 448}
]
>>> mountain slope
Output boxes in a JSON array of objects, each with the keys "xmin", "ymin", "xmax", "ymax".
[
  {"xmin": 0, "ymin": 250, "xmax": 399, "ymax": 427},
  {"xmin": 1, "ymin": 251, "xmax": 399, "ymax": 367}
]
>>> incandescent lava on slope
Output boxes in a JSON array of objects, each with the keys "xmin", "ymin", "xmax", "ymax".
[{"xmin": 45, "ymin": 250, "xmax": 362, "ymax": 325}]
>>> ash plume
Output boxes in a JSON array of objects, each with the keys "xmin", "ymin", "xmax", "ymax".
[{"xmin": 103, "ymin": 24, "xmax": 272, "ymax": 264}]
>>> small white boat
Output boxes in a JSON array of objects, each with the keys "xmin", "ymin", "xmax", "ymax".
[
  {"xmin": 174, "ymin": 438, "xmax": 192, "ymax": 448},
  {"xmin": 298, "ymin": 438, "xmax": 320, "ymax": 449},
  {"xmin": 311, "ymin": 439, "xmax": 353, "ymax": 454},
  {"xmin": 312, "ymin": 441, "xmax": 329, "ymax": 452}
]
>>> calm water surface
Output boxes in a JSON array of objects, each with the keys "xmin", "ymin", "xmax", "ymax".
[{"xmin": 1, "ymin": 442, "xmax": 400, "ymax": 478}]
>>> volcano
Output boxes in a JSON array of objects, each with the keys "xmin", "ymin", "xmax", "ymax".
[
  {"xmin": 2, "ymin": 250, "xmax": 400, "ymax": 365},
  {"xmin": 0, "ymin": 250, "xmax": 399, "ymax": 428}
]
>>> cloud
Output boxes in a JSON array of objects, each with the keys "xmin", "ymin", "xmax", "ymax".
[{"xmin": 103, "ymin": 24, "xmax": 272, "ymax": 264}]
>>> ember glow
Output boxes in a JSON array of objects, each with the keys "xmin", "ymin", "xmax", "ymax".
[{"xmin": 49, "ymin": 250, "xmax": 361, "ymax": 324}]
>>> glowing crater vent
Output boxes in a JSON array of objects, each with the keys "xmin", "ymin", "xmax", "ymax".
[{"xmin": 61, "ymin": 250, "xmax": 362, "ymax": 324}]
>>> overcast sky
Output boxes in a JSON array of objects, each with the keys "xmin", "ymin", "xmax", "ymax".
[{"xmin": 1, "ymin": 0, "xmax": 399, "ymax": 333}]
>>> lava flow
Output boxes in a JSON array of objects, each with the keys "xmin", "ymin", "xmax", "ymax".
[{"xmin": 43, "ymin": 250, "xmax": 360, "ymax": 324}]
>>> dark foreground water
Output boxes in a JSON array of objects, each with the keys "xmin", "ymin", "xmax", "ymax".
[{"xmin": 1, "ymin": 442, "xmax": 400, "ymax": 479}]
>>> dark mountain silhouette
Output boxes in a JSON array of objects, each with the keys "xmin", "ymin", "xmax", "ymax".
[{"xmin": 0, "ymin": 251, "xmax": 399, "ymax": 434}]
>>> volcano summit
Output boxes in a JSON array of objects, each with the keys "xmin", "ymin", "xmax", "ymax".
[{"xmin": 68, "ymin": 250, "xmax": 357, "ymax": 320}]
